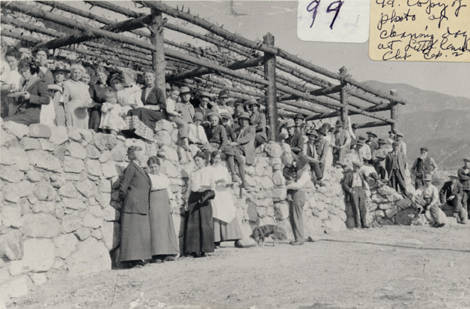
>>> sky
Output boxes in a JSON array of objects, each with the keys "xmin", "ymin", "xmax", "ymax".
[{"xmin": 67, "ymin": 1, "xmax": 469, "ymax": 99}]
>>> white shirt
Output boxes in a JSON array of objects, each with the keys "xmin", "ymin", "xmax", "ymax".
[
  {"xmin": 188, "ymin": 123, "xmax": 209, "ymax": 144},
  {"xmin": 190, "ymin": 166, "xmax": 214, "ymax": 192}
]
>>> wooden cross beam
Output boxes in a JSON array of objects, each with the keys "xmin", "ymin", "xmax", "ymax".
[
  {"xmin": 309, "ymin": 85, "xmax": 343, "ymax": 96},
  {"xmin": 353, "ymin": 121, "xmax": 390, "ymax": 129},
  {"xmin": 33, "ymin": 14, "xmax": 154, "ymax": 51},
  {"xmin": 166, "ymin": 56, "xmax": 265, "ymax": 82}
]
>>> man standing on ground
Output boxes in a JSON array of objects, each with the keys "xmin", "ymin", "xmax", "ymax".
[
  {"xmin": 333, "ymin": 120, "xmax": 351, "ymax": 165},
  {"xmin": 342, "ymin": 161, "xmax": 370, "ymax": 229},
  {"xmin": 458, "ymin": 158, "xmax": 470, "ymax": 220},
  {"xmin": 411, "ymin": 147, "xmax": 438, "ymax": 189},
  {"xmin": 385, "ymin": 141, "xmax": 408, "ymax": 196},
  {"xmin": 286, "ymin": 155, "xmax": 314, "ymax": 245}
]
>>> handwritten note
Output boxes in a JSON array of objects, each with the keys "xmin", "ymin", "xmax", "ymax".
[
  {"xmin": 369, "ymin": 0, "xmax": 470, "ymax": 62},
  {"xmin": 297, "ymin": 0, "xmax": 370, "ymax": 43}
]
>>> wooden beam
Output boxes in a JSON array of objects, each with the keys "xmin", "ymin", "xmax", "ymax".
[
  {"xmin": 33, "ymin": 14, "xmax": 154, "ymax": 51},
  {"xmin": 263, "ymin": 33, "xmax": 278, "ymax": 141},
  {"xmin": 353, "ymin": 121, "xmax": 390, "ymax": 129},
  {"xmin": 309, "ymin": 85, "xmax": 342, "ymax": 96},
  {"xmin": 167, "ymin": 56, "xmax": 265, "ymax": 82},
  {"xmin": 306, "ymin": 104, "xmax": 392, "ymax": 120},
  {"xmin": 390, "ymin": 89, "xmax": 398, "ymax": 132},
  {"xmin": 0, "ymin": 15, "xmax": 154, "ymax": 66},
  {"xmin": 150, "ymin": 9, "xmax": 166, "ymax": 98}
]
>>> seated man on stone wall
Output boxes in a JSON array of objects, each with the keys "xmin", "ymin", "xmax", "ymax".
[{"xmin": 188, "ymin": 111, "xmax": 209, "ymax": 154}]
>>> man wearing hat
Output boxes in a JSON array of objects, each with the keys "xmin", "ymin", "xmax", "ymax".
[
  {"xmin": 176, "ymin": 86, "xmax": 195, "ymax": 124},
  {"xmin": 385, "ymin": 141, "xmax": 408, "ymax": 196},
  {"xmin": 342, "ymin": 160, "xmax": 370, "ymax": 228},
  {"xmin": 249, "ymin": 99, "xmax": 267, "ymax": 147},
  {"xmin": 366, "ymin": 131, "xmax": 379, "ymax": 159},
  {"xmin": 224, "ymin": 112, "xmax": 256, "ymax": 187},
  {"xmin": 395, "ymin": 131, "xmax": 407, "ymax": 158},
  {"xmin": 286, "ymin": 155, "xmax": 315, "ymax": 244},
  {"xmin": 439, "ymin": 175, "xmax": 467, "ymax": 224},
  {"xmin": 290, "ymin": 114, "xmax": 307, "ymax": 155},
  {"xmin": 356, "ymin": 136, "xmax": 372, "ymax": 164},
  {"xmin": 373, "ymin": 138, "xmax": 389, "ymax": 180},
  {"xmin": 458, "ymin": 158, "xmax": 470, "ymax": 219},
  {"xmin": 411, "ymin": 147, "xmax": 438, "ymax": 189},
  {"xmin": 412, "ymin": 174, "xmax": 446, "ymax": 228},
  {"xmin": 333, "ymin": 120, "xmax": 351, "ymax": 165}
]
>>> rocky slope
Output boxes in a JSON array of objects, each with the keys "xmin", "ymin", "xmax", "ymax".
[{"xmin": 363, "ymin": 81, "xmax": 470, "ymax": 169}]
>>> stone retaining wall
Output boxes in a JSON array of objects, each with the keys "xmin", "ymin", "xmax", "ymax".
[{"xmin": 1, "ymin": 118, "xmax": 408, "ymax": 303}]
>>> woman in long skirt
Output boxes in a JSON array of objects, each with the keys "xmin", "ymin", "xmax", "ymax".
[
  {"xmin": 119, "ymin": 146, "xmax": 152, "ymax": 268},
  {"xmin": 210, "ymin": 151, "xmax": 242, "ymax": 247},
  {"xmin": 147, "ymin": 156, "xmax": 179, "ymax": 262},
  {"xmin": 184, "ymin": 151, "xmax": 215, "ymax": 257}
]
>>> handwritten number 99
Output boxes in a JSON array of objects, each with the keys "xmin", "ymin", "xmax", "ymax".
[{"xmin": 306, "ymin": 0, "xmax": 344, "ymax": 30}]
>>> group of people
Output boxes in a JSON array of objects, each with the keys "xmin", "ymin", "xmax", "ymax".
[
  {"xmin": 2, "ymin": 45, "xmax": 467, "ymax": 265},
  {"xmin": 0, "ymin": 46, "xmax": 271, "ymax": 189},
  {"xmin": 119, "ymin": 145, "xmax": 244, "ymax": 267}
]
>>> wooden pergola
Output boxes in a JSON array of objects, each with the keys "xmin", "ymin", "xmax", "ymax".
[{"xmin": 0, "ymin": 1, "xmax": 406, "ymax": 140}]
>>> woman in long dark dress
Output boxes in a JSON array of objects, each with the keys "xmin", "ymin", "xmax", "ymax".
[
  {"xmin": 89, "ymin": 67, "xmax": 111, "ymax": 130},
  {"xmin": 147, "ymin": 156, "xmax": 179, "ymax": 262},
  {"xmin": 119, "ymin": 146, "xmax": 152, "ymax": 268},
  {"xmin": 184, "ymin": 151, "xmax": 216, "ymax": 257}
]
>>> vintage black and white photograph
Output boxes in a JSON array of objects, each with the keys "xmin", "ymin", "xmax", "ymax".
[{"xmin": 0, "ymin": 0, "xmax": 469, "ymax": 308}]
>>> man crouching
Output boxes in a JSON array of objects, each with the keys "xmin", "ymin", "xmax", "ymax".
[{"xmin": 412, "ymin": 174, "xmax": 447, "ymax": 228}]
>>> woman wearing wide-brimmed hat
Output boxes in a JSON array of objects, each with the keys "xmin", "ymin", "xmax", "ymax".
[{"xmin": 119, "ymin": 146, "xmax": 152, "ymax": 267}]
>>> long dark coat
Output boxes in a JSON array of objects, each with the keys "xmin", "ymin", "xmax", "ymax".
[{"xmin": 119, "ymin": 161, "xmax": 151, "ymax": 215}]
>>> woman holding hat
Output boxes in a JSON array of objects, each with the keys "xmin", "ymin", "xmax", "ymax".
[
  {"xmin": 119, "ymin": 145, "xmax": 152, "ymax": 267},
  {"xmin": 184, "ymin": 150, "xmax": 216, "ymax": 257},
  {"xmin": 147, "ymin": 156, "xmax": 179, "ymax": 262},
  {"xmin": 286, "ymin": 155, "xmax": 314, "ymax": 245},
  {"xmin": 63, "ymin": 63, "xmax": 93, "ymax": 128}
]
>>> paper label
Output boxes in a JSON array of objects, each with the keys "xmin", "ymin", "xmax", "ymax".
[
  {"xmin": 369, "ymin": 0, "xmax": 470, "ymax": 62},
  {"xmin": 297, "ymin": 0, "xmax": 370, "ymax": 43}
]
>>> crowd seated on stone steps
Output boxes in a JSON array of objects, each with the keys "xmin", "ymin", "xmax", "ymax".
[{"xmin": 0, "ymin": 46, "xmax": 271, "ymax": 187}]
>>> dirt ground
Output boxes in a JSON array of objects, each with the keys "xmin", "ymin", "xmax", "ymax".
[{"xmin": 11, "ymin": 224, "xmax": 470, "ymax": 309}]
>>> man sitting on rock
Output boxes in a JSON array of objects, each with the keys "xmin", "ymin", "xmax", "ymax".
[
  {"xmin": 440, "ymin": 175, "xmax": 467, "ymax": 224},
  {"xmin": 342, "ymin": 161, "xmax": 370, "ymax": 229},
  {"xmin": 412, "ymin": 174, "xmax": 447, "ymax": 228}
]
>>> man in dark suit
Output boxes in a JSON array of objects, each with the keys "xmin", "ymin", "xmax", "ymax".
[
  {"xmin": 119, "ymin": 146, "xmax": 152, "ymax": 267},
  {"xmin": 385, "ymin": 141, "xmax": 408, "ymax": 196},
  {"xmin": 342, "ymin": 161, "xmax": 369, "ymax": 228},
  {"xmin": 411, "ymin": 147, "xmax": 438, "ymax": 189},
  {"xmin": 440, "ymin": 175, "xmax": 467, "ymax": 224}
]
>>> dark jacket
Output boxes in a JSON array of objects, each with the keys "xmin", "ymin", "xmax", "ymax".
[
  {"xmin": 385, "ymin": 150, "xmax": 407, "ymax": 179},
  {"xmin": 119, "ymin": 161, "xmax": 151, "ymax": 215},
  {"xmin": 141, "ymin": 86, "xmax": 165, "ymax": 107},
  {"xmin": 411, "ymin": 156, "xmax": 437, "ymax": 177},
  {"xmin": 17, "ymin": 79, "xmax": 50, "ymax": 110},
  {"xmin": 342, "ymin": 170, "xmax": 368, "ymax": 194},
  {"xmin": 205, "ymin": 124, "xmax": 228, "ymax": 147},
  {"xmin": 439, "ymin": 180, "xmax": 463, "ymax": 204},
  {"xmin": 458, "ymin": 167, "xmax": 470, "ymax": 191},
  {"xmin": 236, "ymin": 125, "xmax": 256, "ymax": 165}
]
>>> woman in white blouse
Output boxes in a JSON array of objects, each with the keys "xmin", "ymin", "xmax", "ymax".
[
  {"xmin": 63, "ymin": 64, "xmax": 93, "ymax": 128},
  {"xmin": 147, "ymin": 156, "xmax": 179, "ymax": 262},
  {"xmin": 183, "ymin": 151, "xmax": 216, "ymax": 257},
  {"xmin": 210, "ymin": 150, "xmax": 242, "ymax": 247}
]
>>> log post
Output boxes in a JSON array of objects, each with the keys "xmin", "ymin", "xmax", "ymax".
[
  {"xmin": 339, "ymin": 66, "xmax": 350, "ymax": 127},
  {"xmin": 263, "ymin": 33, "xmax": 278, "ymax": 141},
  {"xmin": 390, "ymin": 89, "xmax": 398, "ymax": 132},
  {"xmin": 150, "ymin": 8, "xmax": 166, "ymax": 99}
]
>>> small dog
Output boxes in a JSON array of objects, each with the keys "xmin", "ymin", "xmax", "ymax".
[{"xmin": 250, "ymin": 225, "xmax": 287, "ymax": 247}]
